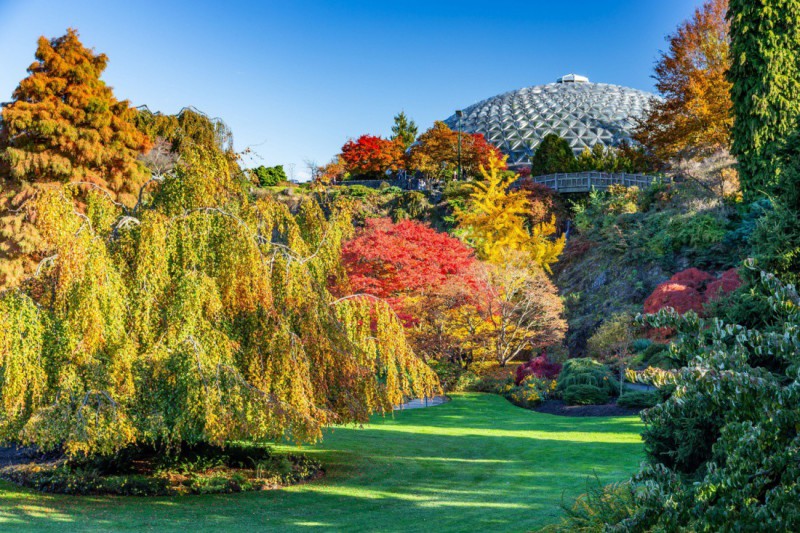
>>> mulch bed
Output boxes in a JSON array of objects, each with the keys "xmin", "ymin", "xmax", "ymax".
[{"xmin": 534, "ymin": 400, "xmax": 642, "ymax": 417}]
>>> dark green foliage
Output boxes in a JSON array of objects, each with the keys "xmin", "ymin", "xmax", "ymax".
[
  {"xmin": 391, "ymin": 191, "xmax": 431, "ymax": 221},
  {"xmin": 390, "ymin": 111, "xmax": 418, "ymax": 149},
  {"xmin": 562, "ymin": 384, "xmax": 609, "ymax": 406},
  {"xmin": 543, "ymin": 478, "xmax": 637, "ymax": 532},
  {"xmin": 0, "ymin": 442, "xmax": 321, "ymax": 496},
  {"xmin": 530, "ymin": 134, "xmax": 576, "ymax": 175},
  {"xmin": 728, "ymin": 0, "xmax": 800, "ymax": 200},
  {"xmin": 557, "ymin": 358, "xmax": 619, "ymax": 396},
  {"xmin": 613, "ymin": 271, "xmax": 800, "ymax": 530},
  {"xmin": 343, "ymin": 184, "xmax": 376, "ymax": 198},
  {"xmin": 617, "ymin": 390, "xmax": 659, "ymax": 409},
  {"xmin": 631, "ymin": 338, "xmax": 652, "ymax": 353},
  {"xmin": 252, "ymin": 164, "xmax": 287, "ymax": 187},
  {"xmin": 749, "ymin": 129, "xmax": 800, "ymax": 284}
]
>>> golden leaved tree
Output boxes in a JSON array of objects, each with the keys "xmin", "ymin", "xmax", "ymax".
[
  {"xmin": 455, "ymin": 151, "xmax": 564, "ymax": 271},
  {"xmin": 0, "ymin": 144, "xmax": 438, "ymax": 457}
]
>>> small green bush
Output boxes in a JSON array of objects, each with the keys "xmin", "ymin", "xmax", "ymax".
[
  {"xmin": 617, "ymin": 390, "xmax": 659, "ymax": 409},
  {"xmin": 632, "ymin": 338, "xmax": 652, "ymax": 353},
  {"xmin": 562, "ymin": 384, "xmax": 609, "ymax": 406},
  {"xmin": 344, "ymin": 184, "xmax": 375, "ymax": 198},
  {"xmin": 557, "ymin": 358, "xmax": 619, "ymax": 396}
]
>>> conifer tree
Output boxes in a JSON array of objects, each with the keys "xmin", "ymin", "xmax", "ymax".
[
  {"xmin": 728, "ymin": 0, "xmax": 800, "ymax": 200},
  {"xmin": 390, "ymin": 111, "xmax": 418, "ymax": 149},
  {"xmin": 0, "ymin": 28, "xmax": 151, "ymax": 203}
]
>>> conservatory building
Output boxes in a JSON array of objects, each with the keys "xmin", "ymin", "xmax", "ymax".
[{"xmin": 443, "ymin": 74, "xmax": 658, "ymax": 166}]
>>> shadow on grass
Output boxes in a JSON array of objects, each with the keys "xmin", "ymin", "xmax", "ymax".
[{"xmin": 0, "ymin": 393, "xmax": 643, "ymax": 533}]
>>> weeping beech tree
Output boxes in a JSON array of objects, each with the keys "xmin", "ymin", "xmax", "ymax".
[{"xmin": 0, "ymin": 146, "xmax": 438, "ymax": 456}]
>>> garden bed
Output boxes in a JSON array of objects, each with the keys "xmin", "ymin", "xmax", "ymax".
[
  {"xmin": 533, "ymin": 399, "xmax": 641, "ymax": 417},
  {"xmin": 0, "ymin": 442, "xmax": 322, "ymax": 496}
]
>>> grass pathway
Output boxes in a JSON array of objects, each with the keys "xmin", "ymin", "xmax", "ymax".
[{"xmin": 0, "ymin": 393, "xmax": 643, "ymax": 532}]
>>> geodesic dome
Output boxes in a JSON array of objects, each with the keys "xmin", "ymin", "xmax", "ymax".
[{"xmin": 443, "ymin": 74, "xmax": 657, "ymax": 166}]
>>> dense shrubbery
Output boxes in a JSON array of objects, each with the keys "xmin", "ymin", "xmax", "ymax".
[
  {"xmin": 0, "ymin": 442, "xmax": 321, "ymax": 496},
  {"xmin": 562, "ymin": 384, "xmax": 609, "ymax": 406},
  {"xmin": 581, "ymin": 270, "xmax": 800, "ymax": 530},
  {"xmin": 514, "ymin": 354, "xmax": 562, "ymax": 384},
  {"xmin": 557, "ymin": 358, "xmax": 619, "ymax": 397},
  {"xmin": 616, "ymin": 390, "xmax": 659, "ymax": 409}
]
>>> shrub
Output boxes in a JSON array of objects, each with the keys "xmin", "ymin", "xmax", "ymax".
[
  {"xmin": 543, "ymin": 478, "xmax": 637, "ymax": 532},
  {"xmin": 344, "ymin": 184, "xmax": 375, "ymax": 197},
  {"xmin": 557, "ymin": 358, "xmax": 619, "ymax": 396},
  {"xmin": 632, "ymin": 338, "xmax": 652, "ymax": 353},
  {"xmin": 514, "ymin": 354, "xmax": 562, "ymax": 384},
  {"xmin": 617, "ymin": 390, "xmax": 659, "ymax": 409},
  {"xmin": 507, "ymin": 377, "xmax": 557, "ymax": 408},
  {"xmin": 562, "ymin": 384, "xmax": 609, "ymax": 406}
]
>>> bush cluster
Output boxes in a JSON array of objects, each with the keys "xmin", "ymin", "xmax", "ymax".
[{"xmin": 0, "ymin": 442, "xmax": 321, "ymax": 496}]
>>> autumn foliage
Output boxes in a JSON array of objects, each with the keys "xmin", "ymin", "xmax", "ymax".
[
  {"xmin": 0, "ymin": 29, "xmax": 151, "ymax": 290},
  {"xmin": 635, "ymin": 0, "xmax": 732, "ymax": 162},
  {"xmin": 407, "ymin": 121, "xmax": 504, "ymax": 180},
  {"xmin": 1, "ymin": 28, "xmax": 151, "ymax": 201},
  {"xmin": 515, "ymin": 353, "xmax": 562, "ymax": 385},
  {"xmin": 644, "ymin": 267, "xmax": 742, "ymax": 339},
  {"xmin": 340, "ymin": 135, "xmax": 403, "ymax": 178},
  {"xmin": 341, "ymin": 217, "xmax": 479, "ymax": 303}
]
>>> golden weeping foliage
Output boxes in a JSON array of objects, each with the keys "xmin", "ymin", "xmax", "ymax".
[
  {"xmin": 0, "ymin": 146, "xmax": 438, "ymax": 456},
  {"xmin": 455, "ymin": 151, "xmax": 565, "ymax": 272}
]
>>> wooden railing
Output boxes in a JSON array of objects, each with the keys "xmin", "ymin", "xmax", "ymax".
[{"xmin": 516, "ymin": 172, "xmax": 666, "ymax": 193}]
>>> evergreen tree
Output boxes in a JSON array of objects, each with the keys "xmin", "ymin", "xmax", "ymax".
[
  {"xmin": 728, "ymin": 0, "xmax": 800, "ymax": 200},
  {"xmin": 0, "ymin": 28, "xmax": 151, "ymax": 204},
  {"xmin": 530, "ymin": 135, "xmax": 576, "ymax": 176},
  {"xmin": 390, "ymin": 111, "xmax": 418, "ymax": 149}
]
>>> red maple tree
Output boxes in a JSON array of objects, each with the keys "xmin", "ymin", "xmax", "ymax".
[
  {"xmin": 341, "ymin": 218, "xmax": 480, "ymax": 305},
  {"xmin": 340, "ymin": 135, "xmax": 403, "ymax": 178}
]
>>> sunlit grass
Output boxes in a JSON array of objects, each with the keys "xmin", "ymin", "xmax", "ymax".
[{"xmin": 0, "ymin": 393, "xmax": 643, "ymax": 532}]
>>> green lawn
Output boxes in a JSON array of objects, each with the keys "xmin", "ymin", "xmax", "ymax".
[{"xmin": 0, "ymin": 393, "xmax": 643, "ymax": 532}]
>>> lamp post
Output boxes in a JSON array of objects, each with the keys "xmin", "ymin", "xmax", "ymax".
[{"xmin": 455, "ymin": 109, "xmax": 464, "ymax": 180}]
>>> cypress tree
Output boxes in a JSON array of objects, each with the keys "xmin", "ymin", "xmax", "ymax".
[
  {"xmin": 0, "ymin": 28, "xmax": 151, "ymax": 204},
  {"xmin": 727, "ymin": 0, "xmax": 800, "ymax": 200}
]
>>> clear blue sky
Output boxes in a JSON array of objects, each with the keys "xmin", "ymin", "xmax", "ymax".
[{"xmin": 0, "ymin": 0, "xmax": 703, "ymax": 179}]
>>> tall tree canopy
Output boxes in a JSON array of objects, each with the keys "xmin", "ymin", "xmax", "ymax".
[
  {"xmin": 456, "ymin": 152, "xmax": 565, "ymax": 271},
  {"xmin": 636, "ymin": 0, "xmax": 731, "ymax": 163},
  {"xmin": 390, "ymin": 111, "xmax": 418, "ymax": 149},
  {"xmin": 0, "ymin": 29, "xmax": 151, "ymax": 290},
  {"xmin": 0, "ymin": 28, "xmax": 151, "ymax": 203},
  {"xmin": 0, "ymin": 147, "xmax": 438, "ymax": 456},
  {"xmin": 529, "ymin": 134, "xmax": 576, "ymax": 175},
  {"xmin": 407, "ymin": 121, "xmax": 504, "ymax": 181},
  {"xmin": 728, "ymin": 0, "xmax": 800, "ymax": 200},
  {"xmin": 340, "ymin": 135, "xmax": 403, "ymax": 178}
]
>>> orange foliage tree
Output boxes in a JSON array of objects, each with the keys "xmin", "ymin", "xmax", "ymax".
[
  {"xmin": 0, "ymin": 29, "xmax": 151, "ymax": 289},
  {"xmin": 407, "ymin": 121, "xmax": 504, "ymax": 181},
  {"xmin": 339, "ymin": 135, "xmax": 403, "ymax": 178},
  {"xmin": 635, "ymin": 0, "xmax": 732, "ymax": 163}
]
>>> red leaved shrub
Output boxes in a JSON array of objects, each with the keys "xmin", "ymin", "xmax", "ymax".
[
  {"xmin": 705, "ymin": 268, "xmax": 742, "ymax": 301},
  {"xmin": 644, "ymin": 282, "xmax": 706, "ymax": 315},
  {"xmin": 515, "ymin": 354, "xmax": 562, "ymax": 385},
  {"xmin": 668, "ymin": 268, "xmax": 715, "ymax": 290},
  {"xmin": 644, "ymin": 267, "xmax": 743, "ymax": 340}
]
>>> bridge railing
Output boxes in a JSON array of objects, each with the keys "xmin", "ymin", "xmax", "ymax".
[{"xmin": 520, "ymin": 171, "xmax": 667, "ymax": 193}]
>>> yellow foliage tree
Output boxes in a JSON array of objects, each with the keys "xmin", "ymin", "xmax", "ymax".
[{"xmin": 455, "ymin": 151, "xmax": 565, "ymax": 271}]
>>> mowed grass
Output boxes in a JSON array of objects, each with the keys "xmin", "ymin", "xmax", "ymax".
[{"xmin": 0, "ymin": 393, "xmax": 643, "ymax": 532}]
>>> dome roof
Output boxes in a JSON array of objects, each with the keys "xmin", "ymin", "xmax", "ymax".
[{"xmin": 443, "ymin": 75, "xmax": 658, "ymax": 165}]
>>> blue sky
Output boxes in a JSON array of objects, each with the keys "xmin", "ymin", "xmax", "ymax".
[{"xmin": 0, "ymin": 0, "xmax": 703, "ymax": 179}]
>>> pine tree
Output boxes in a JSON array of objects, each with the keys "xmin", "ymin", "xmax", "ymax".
[
  {"xmin": 728, "ymin": 0, "xmax": 800, "ymax": 200},
  {"xmin": 0, "ymin": 28, "xmax": 151, "ymax": 203},
  {"xmin": 390, "ymin": 111, "xmax": 418, "ymax": 149},
  {"xmin": 530, "ymin": 134, "xmax": 576, "ymax": 175}
]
